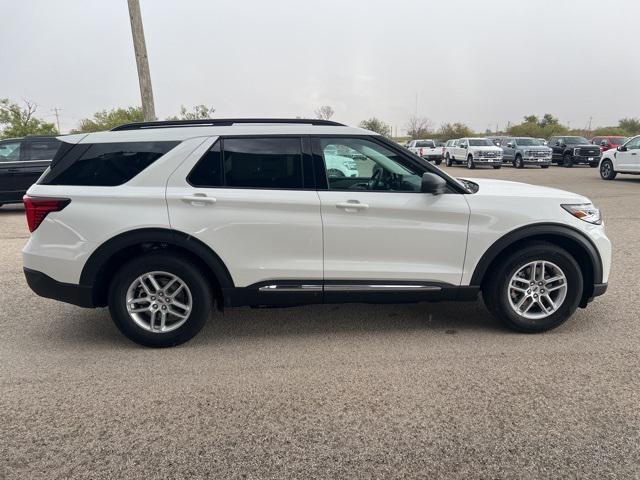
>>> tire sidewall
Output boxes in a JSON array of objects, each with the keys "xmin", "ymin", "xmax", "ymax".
[
  {"xmin": 490, "ymin": 245, "xmax": 583, "ymax": 332},
  {"xmin": 108, "ymin": 253, "xmax": 212, "ymax": 347},
  {"xmin": 600, "ymin": 160, "xmax": 615, "ymax": 180}
]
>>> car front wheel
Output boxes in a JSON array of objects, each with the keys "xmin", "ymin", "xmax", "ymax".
[
  {"xmin": 445, "ymin": 154, "xmax": 452, "ymax": 167},
  {"xmin": 108, "ymin": 252, "xmax": 213, "ymax": 347},
  {"xmin": 483, "ymin": 242, "xmax": 583, "ymax": 333},
  {"xmin": 600, "ymin": 159, "xmax": 617, "ymax": 180},
  {"xmin": 563, "ymin": 154, "xmax": 573, "ymax": 168},
  {"xmin": 467, "ymin": 156, "xmax": 475, "ymax": 169}
]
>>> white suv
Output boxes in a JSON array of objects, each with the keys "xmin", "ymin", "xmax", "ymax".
[
  {"xmin": 599, "ymin": 135, "xmax": 640, "ymax": 180},
  {"xmin": 23, "ymin": 119, "xmax": 611, "ymax": 347}
]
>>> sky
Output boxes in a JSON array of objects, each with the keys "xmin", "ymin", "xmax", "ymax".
[{"xmin": 2, "ymin": 0, "xmax": 639, "ymax": 134}]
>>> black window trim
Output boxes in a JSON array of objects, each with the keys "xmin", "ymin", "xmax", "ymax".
[{"xmin": 187, "ymin": 135, "xmax": 314, "ymax": 191}]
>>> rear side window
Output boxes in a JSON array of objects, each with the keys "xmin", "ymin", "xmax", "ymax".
[
  {"xmin": 189, "ymin": 137, "xmax": 304, "ymax": 189},
  {"xmin": 42, "ymin": 141, "xmax": 178, "ymax": 186},
  {"xmin": 26, "ymin": 139, "xmax": 60, "ymax": 161}
]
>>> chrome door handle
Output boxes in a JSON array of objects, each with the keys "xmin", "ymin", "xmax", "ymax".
[
  {"xmin": 336, "ymin": 201, "xmax": 369, "ymax": 212},
  {"xmin": 181, "ymin": 194, "xmax": 216, "ymax": 206}
]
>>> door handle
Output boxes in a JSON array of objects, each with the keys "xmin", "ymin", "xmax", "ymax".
[
  {"xmin": 336, "ymin": 201, "xmax": 369, "ymax": 212},
  {"xmin": 181, "ymin": 194, "xmax": 216, "ymax": 206}
]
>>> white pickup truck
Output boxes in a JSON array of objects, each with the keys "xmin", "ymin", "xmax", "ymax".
[{"xmin": 406, "ymin": 139, "xmax": 444, "ymax": 165}]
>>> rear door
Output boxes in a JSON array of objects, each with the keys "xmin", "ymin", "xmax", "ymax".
[
  {"xmin": 166, "ymin": 136, "xmax": 323, "ymax": 298},
  {"xmin": 18, "ymin": 139, "xmax": 60, "ymax": 191},
  {"xmin": 0, "ymin": 140, "xmax": 24, "ymax": 201},
  {"xmin": 313, "ymin": 136, "xmax": 469, "ymax": 297}
]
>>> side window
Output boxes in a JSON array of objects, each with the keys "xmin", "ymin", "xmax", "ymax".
[
  {"xmin": 25, "ymin": 140, "xmax": 60, "ymax": 161},
  {"xmin": 0, "ymin": 141, "xmax": 21, "ymax": 162},
  {"xmin": 223, "ymin": 137, "xmax": 303, "ymax": 189},
  {"xmin": 318, "ymin": 137, "xmax": 423, "ymax": 192},
  {"xmin": 42, "ymin": 141, "xmax": 178, "ymax": 186},
  {"xmin": 188, "ymin": 141, "xmax": 222, "ymax": 187},
  {"xmin": 626, "ymin": 137, "xmax": 640, "ymax": 150}
]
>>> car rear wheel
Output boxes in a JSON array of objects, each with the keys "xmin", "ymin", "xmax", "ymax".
[
  {"xmin": 600, "ymin": 159, "xmax": 617, "ymax": 180},
  {"xmin": 108, "ymin": 252, "xmax": 212, "ymax": 347},
  {"xmin": 483, "ymin": 242, "xmax": 583, "ymax": 333},
  {"xmin": 435, "ymin": 159, "xmax": 442, "ymax": 166},
  {"xmin": 445, "ymin": 154, "xmax": 452, "ymax": 167},
  {"xmin": 467, "ymin": 156, "xmax": 475, "ymax": 169}
]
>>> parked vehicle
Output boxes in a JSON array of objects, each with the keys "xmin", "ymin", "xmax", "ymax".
[
  {"xmin": 444, "ymin": 139, "xmax": 458, "ymax": 166},
  {"xmin": 599, "ymin": 135, "xmax": 640, "ymax": 180},
  {"xmin": 590, "ymin": 136, "xmax": 627, "ymax": 152},
  {"xmin": 447, "ymin": 138, "xmax": 503, "ymax": 169},
  {"xmin": 500, "ymin": 137, "xmax": 552, "ymax": 169},
  {"xmin": 406, "ymin": 139, "xmax": 444, "ymax": 165},
  {"xmin": 22, "ymin": 118, "xmax": 610, "ymax": 346},
  {"xmin": 537, "ymin": 138, "xmax": 548, "ymax": 146},
  {"xmin": 548, "ymin": 136, "xmax": 601, "ymax": 168},
  {"xmin": 0, "ymin": 136, "xmax": 60, "ymax": 207}
]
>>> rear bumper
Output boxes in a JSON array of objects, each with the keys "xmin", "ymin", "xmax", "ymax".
[{"xmin": 24, "ymin": 267, "xmax": 95, "ymax": 308}]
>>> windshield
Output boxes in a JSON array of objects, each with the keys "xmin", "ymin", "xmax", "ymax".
[
  {"xmin": 469, "ymin": 139, "xmax": 493, "ymax": 146},
  {"xmin": 610, "ymin": 137, "xmax": 626, "ymax": 145},
  {"xmin": 516, "ymin": 138, "xmax": 541, "ymax": 146},
  {"xmin": 415, "ymin": 141, "xmax": 435, "ymax": 148},
  {"xmin": 564, "ymin": 137, "xmax": 589, "ymax": 144}
]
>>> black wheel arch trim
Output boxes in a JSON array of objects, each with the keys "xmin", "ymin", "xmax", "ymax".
[
  {"xmin": 79, "ymin": 228, "xmax": 235, "ymax": 297},
  {"xmin": 469, "ymin": 223, "xmax": 603, "ymax": 287}
]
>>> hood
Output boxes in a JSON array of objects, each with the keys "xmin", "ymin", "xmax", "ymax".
[
  {"xmin": 469, "ymin": 145, "xmax": 502, "ymax": 151},
  {"xmin": 461, "ymin": 177, "xmax": 589, "ymax": 202}
]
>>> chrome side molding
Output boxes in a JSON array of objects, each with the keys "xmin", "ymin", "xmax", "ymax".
[
  {"xmin": 324, "ymin": 284, "xmax": 442, "ymax": 292},
  {"xmin": 258, "ymin": 284, "xmax": 322, "ymax": 292}
]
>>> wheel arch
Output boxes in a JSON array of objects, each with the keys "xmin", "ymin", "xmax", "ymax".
[
  {"xmin": 80, "ymin": 228, "xmax": 234, "ymax": 307},
  {"xmin": 471, "ymin": 223, "xmax": 603, "ymax": 307}
]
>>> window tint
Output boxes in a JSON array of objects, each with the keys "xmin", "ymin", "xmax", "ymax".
[
  {"xmin": 44, "ymin": 141, "xmax": 178, "ymax": 186},
  {"xmin": 0, "ymin": 141, "xmax": 21, "ymax": 162},
  {"xmin": 319, "ymin": 137, "xmax": 422, "ymax": 192},
  {"xmin": 626, "ymin": 137, "xmax": 640, "ymax": 150},
  {"xmin": 222, "ymin": 137, "xmax": 303, "ymax": 189},
  {"xmin": 188, "ymin": 141, "xmax": 222, "ymax": 187},
  {"xmin": 26, "ymin": 140, "xmax": 60, "ymax": 161},
  {"xmin": 415, "ymin": 140, "xmax": 435, "ymax": 148}
]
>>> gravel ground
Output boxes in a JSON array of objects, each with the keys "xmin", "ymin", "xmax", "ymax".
[{"xmin": 1, "ymin": 165, "xmax": 639, "ymax": 479}]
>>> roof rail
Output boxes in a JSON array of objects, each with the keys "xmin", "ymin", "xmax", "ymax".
[{"xmin": 111, "ymin": 118, "xmax": 345, "ymax": 131}]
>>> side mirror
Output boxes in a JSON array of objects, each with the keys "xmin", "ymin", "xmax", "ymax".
[
  {"xmin": 507, "ymin": 142, "xmax": 514, "ymax": 148},
  {"xmin": 618, "ymin": 145, "xmax": 627, "ymax": 152},
  {"xmin": 461, "ymin": 144, "xmax": 467, "ymax": 149},
  {"xmin": 555, "ymin": 141, "xmax": 562, "ymax": 147},
  {"xmin": 421, "ymin": 172, "xmax": 447, "ymax": 195},
  {"xmin": 600, "ymin": 140, "xmax": 608, "ymax": 147}
]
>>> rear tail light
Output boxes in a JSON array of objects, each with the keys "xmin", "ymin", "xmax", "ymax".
[
  {"xmin": 23, "ymin": 195, "xmax": 71, "ymax": 232},
  {"xmin": 419, "ymin": 148, "xmax": 424, "ymax": 156}
]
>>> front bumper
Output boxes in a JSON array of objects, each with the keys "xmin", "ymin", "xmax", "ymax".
[
  {"xmin": 24, "ymin": 267, "xmax": 95, "ymax": 308},
  {"xmin": 522, "ymin": 157, "xmax": 552, "ymax": 165},
  {"xmin": 573, "ymin": 155, "xmax": 601, "ymax": 164},
  {"xmin": 474, "ymin": 158, "xmax": 502, "ymax": 164}
]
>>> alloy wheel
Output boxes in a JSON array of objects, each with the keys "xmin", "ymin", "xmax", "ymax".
[{"xmin": 507, "ymin": 260, "xmax": 568, "ymax": 320}]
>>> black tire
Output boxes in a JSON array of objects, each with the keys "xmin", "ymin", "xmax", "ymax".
[
  {"xmin": 563, "ymin": 153, "xmax": 573, "ymax": 168},
  {"xmin": 483, "ymin": 241, "xmax": 583, "ymax": 333},
  {"xmin": 600, "ymin": 159, "xmax": 617, "ymax": 180},
  {"xmin": 467, "ymin": 155, "xmax": 475, "ymax": 169},
  {"xmin": 435, "ymin": 159, "xmax": 442, "ymax": 166},
  {"xmin": 445, "ymin": 154, "xmax": 452, "ymax": 167},
  {"xmin": 541, "ymin": 165, "xmax": 549, "ymax": 169},
  {"xmin": 515, "ymin": 155, "xmax": 524, "ymax": 169},
  {"xmin": 108, "ymin": 252, "xmax": 213, "ymax": 347},
  {"xmin": 589, "ymin": 162, "xmax": 598, "ymax": 168},
  {"xmin": 493, "ymin": 165, "xmax": 502, "ymax": 169}
]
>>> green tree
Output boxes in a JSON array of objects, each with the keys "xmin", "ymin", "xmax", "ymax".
[
  {"xmin": 0, "ymin": 98, "xmax": 58, "ymax": 138},
  {"xmin": 591, "ymin": 126, "xmax": 629, "ymax": 137},
  {"xmin": 359, "ymin": 117, "xmax": 391, "ymax": 136},
  {"xmin": 72, "ymin": 106, "xmax": 144, "ymax": 133},
  {"xmin": 523, "ymin": 115, "xmax": 538, "ymax": 124},
  {"xmin": 166, "ymin": 104, "xmax": 215, "ymax": 121},
  {"xmin": 436, "ymin": 122, "xmax": 474, "ymax": 141},
  {"xmin": 539, "ymin": 113, "xmax": 559, "ymax": 127},
  {"xmin": 406, "ymin": 116, "xmax": 434, "ymax": 139},
  {"xmin": 507, "ymin": 114, "xmax": 568, "ymax": 138},
  {"xmin": 618, "ymin": 118, "xmax": 640, "ymax": 135}
]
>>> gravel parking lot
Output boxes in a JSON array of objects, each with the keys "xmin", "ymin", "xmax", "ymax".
[{"xmin": 1, "ymin": 165, "xmax": 638, "ymax": 479}]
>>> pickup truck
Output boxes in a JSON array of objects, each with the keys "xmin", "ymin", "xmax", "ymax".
[
  {"xmin": 548, "ymin": 136, "xmax": 601, "ymax": 167},
  {"xmin": 406, "ymin": 139, "xmax": 444, "ymax": 165},
  {"xmin": 446, "ymin": 137, "xmax": 503, "ymax": 169}
]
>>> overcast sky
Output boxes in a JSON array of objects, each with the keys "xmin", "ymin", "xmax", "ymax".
[{"xmin": 3, "ymin": 0, "xmax": 639, "ymax": 134}]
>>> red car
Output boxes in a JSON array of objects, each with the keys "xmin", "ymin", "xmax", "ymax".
[{"xmin": 590, "ymin": 136, "xmax": 627, "ymax": 152}]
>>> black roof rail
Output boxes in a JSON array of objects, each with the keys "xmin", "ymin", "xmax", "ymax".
[{"xmin": 111, "ymin": 118, "xmax": 345, "ymax": 131}]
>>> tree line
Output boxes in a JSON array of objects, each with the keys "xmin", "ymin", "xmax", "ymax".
[{"xmin": 2, "ymin": 98, "xmax": 640, "ymax": 142}]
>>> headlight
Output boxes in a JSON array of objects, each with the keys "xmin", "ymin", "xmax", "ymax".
[
  {"xmin": 562, "ymin": 203, "xmax": 602, "ymax": 225},
  {"xmin": 573, "ymin": 147, "xmax": 580, "ymax": 156},
  {"xmin": 524, "ymin": 150, "xmax": 531, "ymax": 156}
]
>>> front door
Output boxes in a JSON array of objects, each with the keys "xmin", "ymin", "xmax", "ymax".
[
  {"xmin": 617, "ymin": 137, "xmax": 640, "ymax": 172},
  {"xmin": 313, "ymin": 137, "xmax": 470, "ymax": 299}
]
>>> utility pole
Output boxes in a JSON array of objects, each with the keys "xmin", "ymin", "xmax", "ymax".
[
  {"xmin": 127, "ymin": 0, "xmax": 156, "ymax": 121},
  {"xmin": 51, "ymin": 107, "xmax": 62, "ymax": 133}
]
